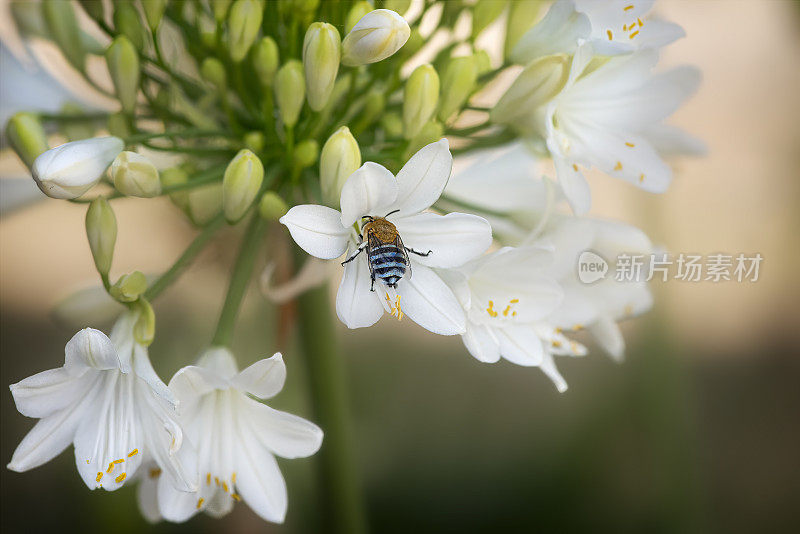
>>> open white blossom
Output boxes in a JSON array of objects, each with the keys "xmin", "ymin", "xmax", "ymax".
[
  {"xmin": 32, "ymin": 136, "xmax": 124, "ymax": 199},
  {"xmin": 7, "ymin": 312, "xmax": 198, "ymax": 493},
  {"xmin": 139, "ymin": 348, "xmax": 322, "ymax": 524},
  {"xmin": 281, "ymin": 140, "xmax": 493, "ymax": 335}
]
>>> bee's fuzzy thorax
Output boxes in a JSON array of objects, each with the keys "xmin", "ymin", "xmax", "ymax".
[{"xmin": 362, "ymin": 217, "xmax": 398, "ymax": 243}]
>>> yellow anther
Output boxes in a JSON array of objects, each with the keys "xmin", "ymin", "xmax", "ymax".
[
  {"xmin": 552, "ymin": 340, "xmax": 562, "ymax": 348},
  {"xmin": 197, "ymin": 498, "xmax": 205, "ymax": 509},
  {"xmin": 232, "ymin": 493, "xmax": 242, "ymax": 502},
  {"xmin": 232, "ymin": 472, "xmax": 237, "ymax": 484},
  {"xmin": 629, "ymin": 30, "xmax": 640, "ymax": 39},
  {"xmin": 555, "ymin": 327, "xmax": 562, "ymax": 334},
  {"xmin": 607, "ymin": 29, "xmax": 613, "ymax": 40},
  {"xmin": 115, "ymin": 473, "xmax": 127, "ymax": 483},
  {"xmin": 215, "ymin": 476, "xmax": 220, "ymax": 486},
  {"xmin": 624, "ymin": 5, "xmax": 634, "ymax": 11},
  {"xmin": 639, "ymin": 173, "xmax": 645, "ymax": 182},
  {"xmin": 510, "ymin": 299, "xmax": 519, "ymax": 304},
  {"xmin": 207, "ymin": 473, "xmax": 212, "ymax": 485},
  {"xmin": 614, "ymin": 161, "xmax": 623, "ymax": 171},
  {"xmin": 96, "ymin": 472, "xmax": 103, "ymax": 483},
  {"xmin": 106, "ymin": 463, "xmax": 115, "ymax": 473},
  {"xmin": 86, "ymin": 459, "xmax": 90, "ymax": 464},
  {"xmin": 572, "ymin": 163, "xmax": 579, "ymax": 172},
  {"xmin": 149, "ymin": 468, "xmax": 162, "ymax": 479},
  {"xmin": 127, "ymin": 449, "xmax": 138, "ymax": 457},
  {"xmin": 638, "ymin": 18, "xmax": 643, "ymax": 27},
  {"xmin": 625, "ymin": 142, "xmax": 635, "ymax": 147},
  {"xmin": 573, "ymin": 323, "xmax": 584, "ymax": 331},
  {"xmin": 113, "ymin": 459, "xmax": 124, "ymax": 464},
  {"xmin": 223, "ymin": 482, "xmax": 230, "ymax": 493},
  {"xmin": 486, "ymin": 300, "xmax": 498, "ymax": 318},
  {"xmin": 503, "ymin": 305, "xmax": 511, "ymax": 317},
  {"xmin": 512, "ymin": 311, "xmax": 517, "ymax": 317}
]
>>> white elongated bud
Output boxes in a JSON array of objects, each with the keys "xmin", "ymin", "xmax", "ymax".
[
  {"xmin": 111, "ymin": 151, "xmax": 162, "ymax": 198},
  {"xmin": 223, "ymin": 149, "xmax": 264, "ymax": 223},
  {"xmin": 403, "ymin": 64, "xmax": 439, "ymax": 139},
  {"xmin": 188, "ymin": 183, "xmax": 223, "ymax": 225},
  {"xmin": 320, "ymin": 126, "xmax": 360, "ymax": 207},
  {"xmin": 438, "ymin": 56, "xmax": 477, "ymax": 122},
  {"xmin": 253, "ymin": 37, "xmax": 280, "ymax": 88},
  {"xmin": 490, "ymin": 54, "xmax": 569, "ymax": 127},
  {"xmin": 341, "ymin": 9, "xmax": 410, "ymax": 66},
  {"xmin": 228, "ymin": 0, "xmax": 263, "ymax": 62},
  {"xmin": 274, "ymin": 60, "xmax": 306, "ymax": 127},
  {"xmin": 32, "ymin": 136, "xmax": 124, "ymax": 199},
  {"xmin": 5, "ymin": 112, "xmax": 48, "ymax": 168},
  {"xmin": 85, "ymin": 197, "xmax": 117, "ymax": 277},
  {"xmin": 106, "ymin": 36, "xmax": 140, "ymax": 114},
  {"xmin": 303, "ymin": 22, "xmax": 341, "ymax": 111}
]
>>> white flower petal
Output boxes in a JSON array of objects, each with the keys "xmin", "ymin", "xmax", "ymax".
[
  {"xmin": 169, "ymin": 365, "xmax": 228, "ymax": 404},
  {"xmin": 511, "ymin": 0, "xmax": 591, "ymax": 62},
  {"xmin": 462, "ymin": 323, "xmax": 501, "ymax": 363},
  {"xmin": 204, "ymin": 487, "xmax": 235, "ymax": 518},
  {"xmin": 496, "ymin": 325, "xmax": 544, "ymax": 367},
  {"xmin": 339, "ymin": 162, "xmax": 398, "ymax": 227},
  {"xmin": 9, "ymin": 367, "xmax": 93, "ymax": 419},
  {"xmin": 7, "ymin": 406, "xmax": 84, "ymax": 472},
  {"xmin": 156, "ymin": 473, "xmax": 199, "ymax": 523},
  {"xmin": 64, "ymin": 328, "xmax": 120, "ymax": 375},
  {"xmin": 552, "ymin": 153, "xmax": 591, "ymax": 214},
  {"xmin": 136, "ymin": 468, "xmax": 163, "ymax": 523},
  {"xmin": 234, "ymin": 426, "xmax": 288, "ymax": 523},
  {"xmin": 141, "ymin": 392, "xmax": 199, "ymax": 493},
  {"xmin": 231, "ymin": 353, "xmax": 286, "ymax": 400},
  {"xmin": 336, "ymin": 245, "xmax": 384, "ymax": 329},
  {"xmin": 392, "ymin": 139, "xmax": 453, "ymax": 216},
  {"xmin": 540, "ymin": 352, "xmax": 568, "ymax": 393},
  {"xmin": 394, "ymin": 212, "xmax": 492, "ymax": 268},
  {"xmin": 280, "ymin": 205, "xmax": 350, "ymax": 260},
  {"xmin": 589, "ymin": 314, "xmax": 626, "ymax": 361},
  {"xmin": 248, "ymin": 400, "xmax": 323, "ymax": 459},
  {"xmin": 397, "ymin": 264, "xmax": 466, "ymax": 335}
]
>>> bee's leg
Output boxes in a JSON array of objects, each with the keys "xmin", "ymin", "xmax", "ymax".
[
  {"xmin": 405, "ymin": 247, "xmax": 432, "ymax": 257},
  {"xmin": 341, "ymin": 243, "xmax": 367, "ymax": 266},
  {"xmin": 370, "ymin": 274, "xmax": 375, "ymax": 292}
]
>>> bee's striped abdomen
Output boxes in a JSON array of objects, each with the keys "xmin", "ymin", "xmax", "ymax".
[{"xmin": 369, "ymin": 243, "xmax": 407, "ymax": 287}]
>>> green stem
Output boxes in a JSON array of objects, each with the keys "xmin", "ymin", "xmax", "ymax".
[
  {"xmin": 296, "ymin": 283, "xmax": 368, "ymax": 534},
  {"xmin": 211, "ymin": 214, "xmax": 267, "ymax": 347},
  {"xmin": 143, "ymin": 214, "xmax": 225, "ymax": 301},
  {"xmin": 124, "ymin": 129, "xmax": 228, "ymax": 144}
]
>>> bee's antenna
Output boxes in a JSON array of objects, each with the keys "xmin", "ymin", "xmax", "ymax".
[
  {"xmin": 361, "ymin": 215, "xmax": 374, "ymax": 221},
  {"xmin": 384, "ymin": 209, "xmax": 400, "ymax": 218}
]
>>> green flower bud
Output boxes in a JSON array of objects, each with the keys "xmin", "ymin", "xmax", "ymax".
[
  {"xmin": 403, "ymin": 64, "xmax": 439, "ymax": 139},
  {"xmin": 211, "ymin": 0, "xmax": 232, "ymax": 22},
  {"xmin": 42, "ymin": 0, "xmax": 85, "ymax": 71},
  {"xmin": 113, "ymin": 2, "xmax": 145, "ymax": 50},
  {"xmin": 228, "ymin": 0, "xmax": 263, "ymax": 62},
  {"xmin": 201, "ymin": 30, "xmax": 217, "ymax": 49},
  {"xmin": 342, "ymin": 9, "xmax": 410, "ymax": 66},
  {"xmin": 111, "ymin": 151, "xmax": 162, "ymax": 197},
  {"xmin": 292, "ymin": 0, "xmax": 320, "ymax": 15},
  {"xmin": 253, "ymin": 37, "xmax": 280, "ymax": 88},
  {"xmin": 490, "ymin": 54, "xmax": 569, "ymax": 127},
  {"xmin": 243, "ymin": 131, "xmax": 266, "ymax": 153},
  {"xmin": 438, "ymin": 56, "xmax": 477, "ymax": 122},
  {"xmin": 106, "ymin": 36, "xmax": 140, "ymax": 114},
  {"xmin": 5, "ymin": 112, "xmax": 48, "ymax": 169},
  {"xmin": 345, "ymin": 1, "xmax": 372, "ymax": 33},
  {"xmin": 381, "ymin": 112, "xmax": 404, "ymax": 139},
  {"xmin": 11, "ymin": 2, "xmax": 47, "ymax": 38},
  {"xmin": 201, "ymin": 57, "xmax": 227, "ymax": 92},
  {"xmin": 360, "ymin": 90, "xmax": 385, "ymax": 127},
  {"xmin": 78, "ymin": 0, "xmax": 104, "ymax": 21},
  {"xmin": 320, "ymin": 126, "xmax": 360, "ymax": 207},
  {"xmin": 223, "ymin": 149, "xmax": 264, "ymax": 223},
  {"xmin": 505, "ymin": 0, "xmax": 543, "ymax": 57},
  {"xmin": 294, "ymin": 139, "xmax": 319, "ymax": 169},
  {"xmin": 274, "ymin": 60, "xmax": 306, "ymax": 128},
  {"xmin": 133, "ymin": 298, "xmax": 156, "ymax": 346},
  {"xmin": 472, "ymin": 0, "xmax": 508, "ymax": 39},
  {"xmin": 110, "ymin": 271, "xmax": 148, "ymax": 302},
  {"xmin": 188, "ymin": 183, "xmax": 223, "ymax": 225},
  {"xmin": 160, "ymin": 167, "xmax": 189, "ymax": 209},
  {"xmin": 303, "ymin": 22, "xmax": 341, "ymax": 111},
  {"xmin": 142, "ymin": 0, "xmax": 167, "ymax": 29},
  {"xmin": 404, "ymin": 120, "xmax": 443, "ymax": 160},
  {"xmin": 258, "ymin": 192, "xmax": 288, "ymax": 220},
  {"xmin": 107, "ymin": 112, "xmax": 132, "ymax": 139},
  {"xmin": 86, "ymin": 197, "xmax": 117, "ymax": 277},
  {"xmin": 60, "ymin": 103, "xmax": 96, "ymax": 142},
  {"xmin": 384, "ymin": 0, "xmax": 411, "ymax": 15}
]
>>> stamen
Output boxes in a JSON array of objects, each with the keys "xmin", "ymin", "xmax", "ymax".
[
  {"xmin": 555, "ymin": 327, "xmax": 563, "ymax": 334},
  {"xmin": 629, "ymin": 30, "xmax": 640, "ymax": 39},
  {"xmin": 502, "ymin": 305, "xmax": 511, "ymax": 317},
  {"xmin": 639, "ymin": 173, "xmax": 645, "ymax": 182},
  {"xmin": 215, "ymin": 476, "xmax": 220, "ymax": 486},
  {"xmin": 512, "ymin": 311, "xmax": 517, "ymax": 317},
  {"xmin": 614, "ymin": 161, "xmax": 623, "ymax": 171},
  {"xmin": 86, "ymin": 459, "xmax": 90, "ymax": 464},
  {"xmin": 113, "ymin": 459, "xmax": 124, "ymax": 464},
  {"xmin": 96, "ymin": 472, "xmax": 103, "ymax": 483},
  {"xmin": 106, "ymin": 463, "xmax": 115, "ymax": 473},
  {"xmin": 624, "ymin": 5, "xmax": 634, "ymax": 11},
  {"xmin": 222, "ymin": 482, "xmax": 230, "ymax": 493},
  {"xmin": 572, "ymin": 163, "xmax": 579, "ymax": 172},
  {"xmin": 127, "ymin": 449, "xmax": 138, "ymax": 457},
  {"xmin": 232, "ymin": 472, "xmax": 237, "ymax": 484},
  {"xmin": 486, "ymin": 300, "xmax": 498, "ymax": 318},
  {"xmin": 196, "ymin": 498, "xmax": 205, "ymax": 509},
  {"xmin": 231, "ymin": 493, "xmax": 242, "ymax": 502},
  {"xmin": 149, "ymin": 468, "xmax": 162, "ymax": 479},
  {"xmin": 206, "ymin": 473, "xmax": 212, "ymax": 485},
  {"xmin": 638, "ymin": 18, "xmax": 643, "ymax": 27},
  {"xmin": 573, "ymin": 323, "xmax": 584, "ymax": 331},
  {"xmin": 607, "ymin": 29, "xmax": 613, "ymax": 40},
  {"xmin": 115, "ymin": 473, "xmax": 127, "ymax": 483},
  {"xmin": 552, "ymin": 340, "xmax": 563, "ymax": 348},
  {"xmin": 625, "ymin": 142, "xmax": 635, "ymax": 147}
]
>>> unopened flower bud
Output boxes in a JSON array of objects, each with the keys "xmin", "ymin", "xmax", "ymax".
[
  {"xmin": 438, "ymin": 56, "xmax": 477, "ymax": 122},
  {"xmin": 228, "ymin": 0, "xmax": 263, "ymax": 62},
  {"xmin": 243, "ymin": 131, "xmax": 265, "ymax": 152},
  {"xmin": 474, "ymin": 49, "xmax": 492, "ymax": 75},
  {"xmin": 110, "ymin": 271, "xmax": 147, "ymax": 302},
  {"xmin": 341, "ymin": 9, "xmax": 410, "ymax": 66},
  {"xmin": 111, "ymin": 151, "xmax": 162, "ymax": 198},
  {"xmin": 211, "ymin": 0, "xmax": 232, "ymax": 22},
  {"xmin": 360, "ymin": 90, "xmax": 385, "ymax": 127},
  {"xmin": 491, "ymin": 54, "xmax": 569, "ymax": 126},
  {"xmin": 258, "ymin": 192, "xmax": 288, "ymax": 220},
  {"xmin": 223, "ymin": 149, "xmax": 264, "ymax": 223},
  {"xmin": 113, "ymin": 2, "xmax": 145, "ymax": 49},
  {"xmin": 472, "ymin": 0, "xmax": 508, "ymax": 39},
  {"xmin": 505, "ymin": 0, "xmax": 543, "ymax": 56},
  {"xmin": 403, "ymin": 64, "xmax": 439, "ymax": 139},
  {"xmin": 142, "ymin": 0, "xmax": 167, "ymax": 29},
  {"xmin": 404, "ymin": 120, "xmax": 443, "ymax": 160},
  {"xmin": 5, "ymin": 112, "xmax": 48, "ymax": 169},
  {"xmin": 303, "ymin": 23, "xmax": 341, "ymax": 111},
  {"xmin": 253, "ymin": 37, "xmax": 280, "ymax": 88},
  {"xmin": 188, "ymin": 183, "xmax": 223, "ymax": 225},
  {"xmin": 381, "ymin": 112, "xmax": 404, "ymax": 138},
  {"xmin": 160, "ymin": 167, "xmax": 190, "ymax": 209},
  {"xmin": 133, "ymin": 298, "xmax": 156, "ymax": 346},
  {"xmin": 294, "ymin": 139, "xmax": 319, "ymax": 169},
  {"xmin": 60, "ymin": 103, "xmax": 96, "ymax": 142},
  {"xmin": 42, "ymin": 0, "xmax": 85, "ymax": 71},
  {"xmin": 201, "ymin": 57, "xmax": 227, "ymax": 92},
  {"xmin": 274, "ymin": 60, "xmax": 306, "ymax": 128},
  {"xmin": 33, "ymin": 137, "xmax": 124, "ymax": 199},
  {"xmin": 320, "ymin": 126, "xmax": 360, "ymax": 207},
  {"xmin": 86, "ymin": 197, "xmax": 117, "ymax": 276},
  {"xmin": 106, "ymin": 36, "xmax": 140, "ymax": 114},
  {"xmin": 345, "ymin": 1, "xmax": 372, "ymax": 33}
]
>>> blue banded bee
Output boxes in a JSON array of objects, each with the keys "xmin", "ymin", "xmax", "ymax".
[{"xmin": 341, "ymin": 209, "xmax": 432, "ymax": 291}]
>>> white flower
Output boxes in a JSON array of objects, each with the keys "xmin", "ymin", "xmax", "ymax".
[
  {"xmin": 140, "ymin": 348, "xmax": 322, "ymax": 524},
  {"xmin": 280, "ymin": 140, "xmax": 493, "ymax": 335},
  {"xmin": 32, "ymin": 136, "xmax": 124, "ymax": 199},
  {"xmin": 497, "ymin": 42, "xmax": 701, "ymax": 214},
  {"xmin": 7, "ymin": 312, "xmax": 198, "ymax": 493},
  {"xmin": 511, "ymin": 0, "xmax": 685, "ymax": 62},
  {"xmin": 341, "ymin": 9, "xmax": 410, "ymax": 66}
]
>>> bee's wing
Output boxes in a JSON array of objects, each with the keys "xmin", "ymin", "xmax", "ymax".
[{"xmin": 395, "ymin": 234, "xmax": 412, "ymax": 279}]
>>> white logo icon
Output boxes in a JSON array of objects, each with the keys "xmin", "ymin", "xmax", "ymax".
[{"xmin": 578, "ymin": 251, "xmax": 608, "ymax": 284}]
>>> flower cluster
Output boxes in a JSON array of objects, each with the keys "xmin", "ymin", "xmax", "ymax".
[{"xmin": 5, "ymin": 0, "xmax": 700, "ymax": 527}]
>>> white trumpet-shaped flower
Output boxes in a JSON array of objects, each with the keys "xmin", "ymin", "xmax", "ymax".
[
  {"xmin": 281, "ymin": 139, "xmax": 492, "ymax": 335},
  {"xmin": 7, "ymin": 312, "xmax": 198, "ymax": 493},
  {"xmin": 140, "ymin": 348, "xmax": 322, "ymax": 524},
  {"xmin": 341, "ymin": 9, "xmax": 410, "ymax": 66},
  {"xmin": 31, "ymin": 136, "xmax": 124, "ymax": 199}
]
